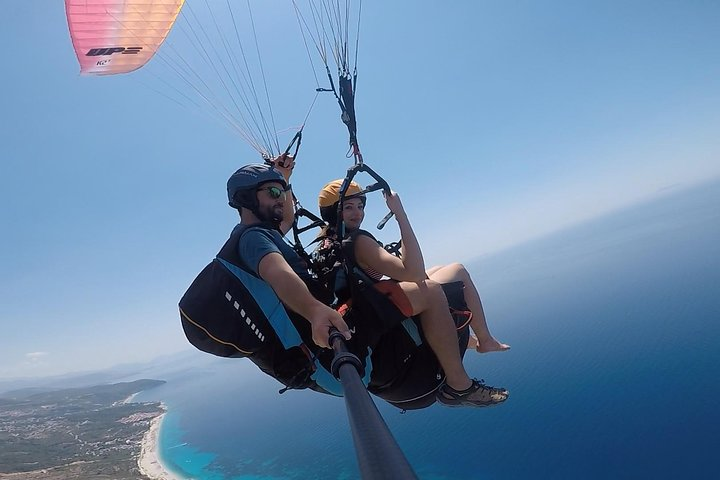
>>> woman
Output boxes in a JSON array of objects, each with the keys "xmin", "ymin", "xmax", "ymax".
[{"xmin": 316, "ymin": 179, "xmax": 509, "ymax": 407}]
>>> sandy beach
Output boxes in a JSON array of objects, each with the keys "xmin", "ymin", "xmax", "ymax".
[
  {"xmin": 123, "ymin": 392, "xmax": 139, "ymax": 404},
  {"xmin": 138, "ymin": 406, "xmax": 182, "ymax": 480}
]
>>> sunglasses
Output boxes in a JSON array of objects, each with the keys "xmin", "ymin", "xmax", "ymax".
[{"xmin": 257, "ymin": 186, "xmax": 287, "ymax": 200}]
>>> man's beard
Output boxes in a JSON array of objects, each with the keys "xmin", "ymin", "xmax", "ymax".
[{"xmin": 256, "ymin": 203, "xmax": 283, "ymax": 229}]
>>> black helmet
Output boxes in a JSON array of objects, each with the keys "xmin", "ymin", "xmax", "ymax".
[{"xmin": 227, "ymin": 163, "xmax": 287, "ymax": 211}]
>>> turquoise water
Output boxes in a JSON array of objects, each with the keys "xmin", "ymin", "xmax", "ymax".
[{"xmin": 137, "ymin": 180, "xmax": 720, "ymax": 479}]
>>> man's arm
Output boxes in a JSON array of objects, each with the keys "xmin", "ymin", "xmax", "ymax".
[{"xmin": 258, "ymin": 251, "xmax": 351, "ymax": 348}]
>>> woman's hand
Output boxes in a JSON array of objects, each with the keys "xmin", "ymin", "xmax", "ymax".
[{"xmin": 384, "ymin": 191, "xmax": 407, "ymax": 220}]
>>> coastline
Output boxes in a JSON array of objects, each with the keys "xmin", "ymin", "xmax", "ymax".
[
  {"xmin": 123, "ymin": 392, "xmax": 139, "ymax": 404},
  {"xmin": 138, "ymin": 405, "xmax": 182, "ymax": 480}
]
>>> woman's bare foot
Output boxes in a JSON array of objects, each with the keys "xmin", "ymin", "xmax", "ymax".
[{"xmin": 468, "ymin": 334, "xmax": 510, "ymax": 353}]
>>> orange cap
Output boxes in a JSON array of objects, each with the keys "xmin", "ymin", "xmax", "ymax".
[{"xmin": 318, "ymin": 179, "xmax": 364, "ymax": 208}]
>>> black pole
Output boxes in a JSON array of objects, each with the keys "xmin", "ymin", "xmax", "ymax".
[{"xmin": 329, "ymin": 330, "xmax": 418, "ymax": 480}]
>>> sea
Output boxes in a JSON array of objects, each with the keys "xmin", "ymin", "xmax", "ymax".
[{"xmin": 133, "ymin": 179, "xmax": 720, "ymax": 479}]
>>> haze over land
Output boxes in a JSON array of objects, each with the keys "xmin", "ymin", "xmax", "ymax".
[{"xmin": 0, "ymin": 380, "xmax": 165, "ymax": 479}]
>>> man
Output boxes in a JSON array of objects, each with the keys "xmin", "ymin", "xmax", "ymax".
[{"xmin": 226, "ymin": 156, "xmax": 351, "ymax": 349}]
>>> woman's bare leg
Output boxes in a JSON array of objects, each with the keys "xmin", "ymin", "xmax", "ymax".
[
  {"xmin": 425, "ymin": 265, "xmax": 444, "ymax": 277},
  {"xmin": 427, "ymin": 263, "xmax": 510, "ymax": 353},
  {"xmin": 397, "ymin": 280, "xmax": 473, "ymax": 391}
]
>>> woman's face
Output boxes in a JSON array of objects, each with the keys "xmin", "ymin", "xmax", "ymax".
[{"xmin": 341, "ymin": 198, "xmax": 365, "ymax": 230}]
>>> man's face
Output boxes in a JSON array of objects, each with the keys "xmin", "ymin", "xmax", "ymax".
[
  {"xmin": 255, "ymin": 182, "xmax": 287, "ymax": 225},
  {"xmin": 341, "ymin": 198, "xmax": 365, "ymax": 230}
]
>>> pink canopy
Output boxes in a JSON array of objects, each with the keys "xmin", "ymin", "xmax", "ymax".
[{"xmin": 65, "ymin": 0, "xmax": 184, "ymax": 75}]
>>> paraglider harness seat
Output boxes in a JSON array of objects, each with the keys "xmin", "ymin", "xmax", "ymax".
[{"xmin": 179, "ymin": 224, "xmax": 344, "ymax": 396}]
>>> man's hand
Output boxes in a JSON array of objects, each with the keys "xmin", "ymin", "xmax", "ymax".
[
  {"xmin": 270, "ymin": 154, "xmax": 295, "ymax": 182},
  {"xmin": 307, "ymin": 304, "xmax": 351, "ymax": 349}
]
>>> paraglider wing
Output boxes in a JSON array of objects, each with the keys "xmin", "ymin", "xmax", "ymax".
[{"xmin": 65, "ymin": 0, "xmax": 184, "ymax": 75}]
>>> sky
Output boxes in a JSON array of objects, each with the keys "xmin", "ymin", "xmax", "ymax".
[{"xmin": 1, "ymin": 0, "xmax": 719, "ymax": 379}]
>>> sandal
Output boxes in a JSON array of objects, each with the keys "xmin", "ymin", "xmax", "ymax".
[{"xmin": 437, "ymin": 379, "xmax": 509, "ymax": 407}]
